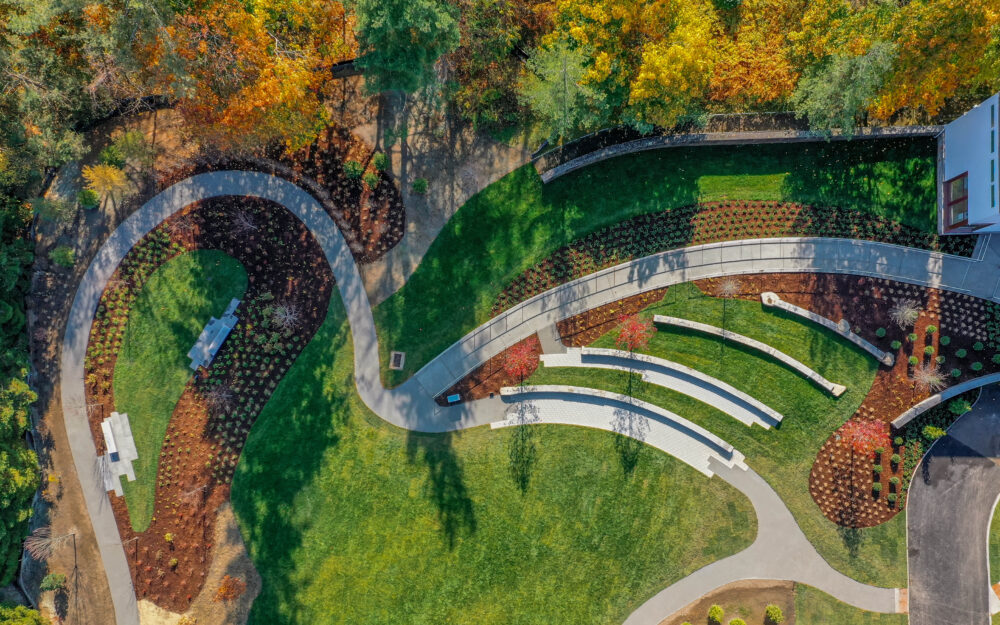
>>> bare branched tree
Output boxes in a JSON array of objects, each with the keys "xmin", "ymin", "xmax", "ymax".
[
  {"xmin": 272, "ymin": 304, "xmax": 301, "ymax": 329},
  {"xmin": 889, "ymin": 299, "xmax": 921, "ymax": 329},
  {"xmin": 204, "ymin": 386, "xmax": 235, "ymax": 414},
  {"xmin": 913, "ymin": 363, "xmax": 947, "ymax": 392},
  {"xmin": 234, "ymin": 210, "xmax": 258, "ymax": 233}
]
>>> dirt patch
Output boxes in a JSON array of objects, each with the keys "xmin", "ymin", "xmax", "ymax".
[
  {"xmin": 84, "ymin": 196, "xmax": 333, "ymax": 611},
  {"xmin": 435, "ymin": 334, "xmax": 542, "ymax": 404},
  {"xmin": 557, "ymin": 289, "xmax": 669, "ymax": 347},
  {"xmin": 138, "ymin": 503, "xmax": 261, "ymax": 625},
  {"xmin": 658, "ymin": 579, "xmax": 796, "ymax": 625},
  {"xmin": 697, "ymin": 273, "xmax": 1000, "ymax": 527}
]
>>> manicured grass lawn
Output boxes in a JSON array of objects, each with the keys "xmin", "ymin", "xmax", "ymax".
[
  {"xmin": 528, "ymin": 284, "xmax": 907, "ymax": 587},
  {"xmin": 990, "ymin": 504, "xmax": 1000, "ymax": 584},
  {"xmin": 231, "ymin": 295, "xmax": 757, "ymax": 625},
  {"xmin": 114, "ymin": 250, "xmax": 247, "ymax": 531},
  {"xmin": 375, "ymin": 138, "xmax": 936, "ymax": 385},
  {"xmin": 795, "ymin": 585, "xmax": 907, "ymax": 624}
]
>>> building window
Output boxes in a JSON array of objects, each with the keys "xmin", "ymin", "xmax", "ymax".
[{"xmin": 945, "ymin": 173, "xmax": 970, "ymax": 227}]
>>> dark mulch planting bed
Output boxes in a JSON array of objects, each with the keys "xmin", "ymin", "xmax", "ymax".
[
  {"xmin": 84, "ymin": 196, "xmax": 333, "ymax": 610},
  {"xmin": 557, "ymin": 289, "xmax": 669, "ymax": 347},
  {"xmin": 491, "ymin": 202, "xmax": 976, "ymax": 316},
  {"xmin": 698, "ymin": 273, "xmax": 1000, "ymax": 527},
  {"xmin": 159, "ymin": 125, "xmax": 404, "ymax": 264},
  {"xmin": 434, "ymin": 334, "xmax": 542, "ymax": 405}
]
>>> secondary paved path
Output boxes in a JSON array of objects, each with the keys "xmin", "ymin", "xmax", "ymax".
[
  {"xmin": 907, "ymin": 384, "xmax": 1000, "ymax": 625},
  {"xmin": 63, "ymin": 171, "xmax": 1000, "ymax": 624}
]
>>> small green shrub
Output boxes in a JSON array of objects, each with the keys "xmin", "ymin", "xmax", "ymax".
[
  {"xmin": 936, "ymin": 355, "xmax": 946, "ymax": 364},
  {"xmin": 77, "ymin": 188, "xmax": 99, "ymax": 209},
  {"xmin": 33, "ymin": 197, "xmax": 75, "ymax": 222},
  {"xmin": 941, "ymin": 336, "xmax": 951, "ymax": 346},
  {"xmin": 972, "ymin": 361, "xmax": 984, "ymax": 372},
  {"xmin": 949, "ymin": 399, "xmax": 972, "ymax": 415},
  {"xmin": 889, "ymin": 476, "xmax": 900, "ymax": 485},
  {"xmin": 372, "ymin": 152, "xmax": 390, "ymax": 171},
  {"xmin": 922, "ymin": 425, "xmax": 947, "ymax": 441},
  {"xmin": 99, "ymin": 144, "xmax": 126, "ymax": 168},
  {"xmin": 708, "ymin": 605, "xmax": 724, "ymax": 624},
  {"xmin": 925, "ymin": 325, "xmax": 937, "ymax": 334},
  {"xmin": 891, "ymin": 453, "xmax": 901, "ymax": 464},
  {"xmin": 924, "ymin": 346, "xmax": 935, "ymax": 356},
  {"xmin": 887, "ymin": 493, "xmax": 898, "ymax": 503},
  {"xmin": 48, "ymin": 246, "xmax": 76, "ymax": 268},
  {"xmin": 875, "ymin": 327, "xmax": 886, "ymax": 338},
  {"xmin": 343, "ymin": 160, "xmax": 364, "ymax": 179},
  {"xmin": 874, "ymin": 446, "xmax": 885, "ymax": 455},
  {"xmin": 992, "ymin": 353, "xmax": 1000, "ymax": 365},
  {"xmin": 873, "ymin": 464, "xmax": 883, "ymax": 474},
  {"xmin": 872, "ymin": 482, "xmax": 882, "ymax": 493},
  {"xmin": 952, "ymin": 368, "xmax": 962, "ymax": 377},
  {"xmin": 891, "ymin": 340, "xmax": 902, "ymax": 350},
  {"xmin": 908, "ymin": 356, "xmax": 919, "ymax": 366},
  {"xmin": 765, "ymin": 604, "xmax": 785, "ymax": 624},
  {"xmin": 362, "ymin": 172, "xmax": 379, "ymax": 188},
  {"xmin": 412, "ymin": 177, "xmax": 429, "ymax": 194},
  {"xmin": 894, "ymin": 436, "xmax": 903, "ymax": 446},
  {"xmin": 908, "ymin": 332, "xmax": 918, "ymax": 342},
  {"xmin": 729, "ymin": 619, "xmax": 747, "ymax": 625},
  {"xmin": 974, "ymin": 341, "xmax": 985, "ymax": 351},
  {"xmin": 40, "ymin": 572, "xmax": 67, "ymax": 591},
  {"xmin": 956, "ymin": 348, "xmax": 968, "ymax": 358}
]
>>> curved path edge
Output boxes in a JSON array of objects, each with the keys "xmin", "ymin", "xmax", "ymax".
[{"xmin": 62, "ymin": 171, "xmax": 988, "ymax": 624}]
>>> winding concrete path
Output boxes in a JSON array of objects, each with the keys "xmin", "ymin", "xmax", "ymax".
[
  {"xmin": 907, "ymin": 384, "xmax": 1000, "ymax": 625},
  {"xmin": 62, "ymin": 171, "xmax": 1000, "ymax": 624}
]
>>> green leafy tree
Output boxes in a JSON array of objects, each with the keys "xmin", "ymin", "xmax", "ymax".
[
  {"xmin": 519, "ymin": 40, "xmax": 606, "ymax": 143},
  {"xmin": 0, "ymin": 378, "xmax": 40, "ymax": 583},
  {"xmin": 0, "ymin": 603, "xmax": 50, "ymax": 625},
  {"xmin": 348, "ymin": 0, "xmax": 460, "ymax": 93},
  {"xmin": 793, "ymin": 42, "xmax": 897, "ymax": 134}
]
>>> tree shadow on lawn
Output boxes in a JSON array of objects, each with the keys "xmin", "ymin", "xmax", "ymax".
[
  {"xmin": 405, "ymin": 429, "xmax": 477, "ymax": 549},
  {"xmin": 780, "ymin": 137, "xmax": 937, "ymax": 229},
  {"xmin": 229, "ymin": 317, "xmax": 351, "ymax": 624}
]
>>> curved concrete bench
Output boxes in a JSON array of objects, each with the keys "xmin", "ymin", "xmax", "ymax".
[
  {"xmin": 653, "ymin": 315, "xmax": 846, "ymax": 397},
  {"xmin": 496, "ymin": 385, "xmax": 746, "ymax": 477},
  {"xmin": 891, "ymin": 373, "xmax": 1000, "ymax": 429},
  {"xmin": 760, "ymin": 292, "xmax": 895, "ymax": 366},
  {"xmin": 540, "ymin": 347, "xmax": 784, "ymax": 429}
]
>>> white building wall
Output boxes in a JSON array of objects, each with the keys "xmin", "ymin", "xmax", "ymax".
[{"xmin": 943, "ymin": 93, "xmax": 999, "ymax": 229}]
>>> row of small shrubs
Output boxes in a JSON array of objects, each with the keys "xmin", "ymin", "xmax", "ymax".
[
  {"xmin": 688, "ymin": 603, "xmax": 784, "ymax": 625},
  {"xmin": 342, "ymin": 153, "xmax": 429, "ymax": 195}
]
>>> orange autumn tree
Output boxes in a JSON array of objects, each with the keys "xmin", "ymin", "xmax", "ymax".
[
  {"xmin": 710, "ymin": 0, "xmax": 805, "ymax": 108},
  {"xmin": 148, "ymin": 0, "xmax": 354, "ymax": 151},
  {"xmin": 503, "ymin": 336, "xmax": 541, "ymax": 385},
  {"xmin": 871, "ymin": 0, "xmax": 999, "ymax": 120}
]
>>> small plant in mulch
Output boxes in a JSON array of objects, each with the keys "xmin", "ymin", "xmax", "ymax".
[
  {"xmin": 213, "ymin": 575, "xmax": 247, "ymax": 603},
  {"xmin": 764, "ymin": 604, "xmax": 785, "ymax": 624},
  {"xmin": 343, "ymin": 160, "xmax": 364, "ymax": 179},
  {"xmin": 411, "ymin": 178, "xmax": 429, "ymax": 195},
  {"xmin": 707, "ymin": 604, "xmax": 725, "ymax": 624},
  {"xmin": 40, "ymin": 573, "xmax": 67, "ymax": 592}
]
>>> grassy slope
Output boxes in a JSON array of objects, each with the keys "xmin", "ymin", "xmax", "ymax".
[
  {"xmin": 528, "ymin": 284, "xmax": 907, "ymax": 587},
  {"xmin": 991, "ymin": 501, "xmax": 1000, "ymax": 584},
  {"xmin": 114, "ymin": 250, "xmax": 247, "ymax": 531},
  {"xmin": 375, "ymin": 138, "xmax": 937, "ymax": 385},
  {"xmin": 795, "ymin": 585, "xmax": 907, "ymax": 624},
  {"xmin": 231, "ymin": 295, "xmax": 757, "ymax": 625}
]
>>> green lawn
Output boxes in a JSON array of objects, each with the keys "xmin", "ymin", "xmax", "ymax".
[
  {"xmin": 114, "ymin": 250, "xmax": 247, "ymax": 531},
  {"xmin": 990, "ymin": 502, "xmax": 1000, "ymax": 584},
  {"xmin": 374, "ymin": 138, "xmax": 937, "ymax": 385},
  {"xmin": 795, "ymin": 585, "xmax": 907, "ymax": 624},
  {"xmin": 527, "ymin": 283, "xmax": 907, "ymax": 587},
  {"xmin": 231, "ymin": 295, "xmax": 757, "ymax": 625}
]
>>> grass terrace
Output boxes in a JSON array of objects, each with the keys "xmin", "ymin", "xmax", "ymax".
[
  {"xmin": 114, "ymin": 249, "xmax": 247, "ymax": 531},
  {"xmin": 375, "ymin": 138, "xmax": 938, "ymax": 386},
  {"xmin": 795, "ymin": 585, "xmax": 907, "ymax": 624},
  {"xmin": 526, "ymin": 284, "xmax": 906, "ymax": 586},
  {"xmin": 231, "ymin": 295, "xmax": 757, "ymax": 625}
]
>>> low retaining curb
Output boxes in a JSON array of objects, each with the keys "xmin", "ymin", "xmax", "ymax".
[
  {"xmin": 891, "ymin": 373, "xmax": 1000, "ymax": 429},
  {"xmin": 653, "ymin": 314, "xmax": 846, "ymax": 397},
  {"xmin": 760, "ymin": 292, "xmax": 895, "ymax": 366}
]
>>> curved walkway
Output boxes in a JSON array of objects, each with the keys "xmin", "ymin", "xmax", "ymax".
[
  {"xmin": 491, "ymin": 389, "xmax": 897, "ymax": 621},
  {"xmin": 540, "ymin": 347, "xmax": 783, "ymax": 428},
  {"xmin": 62, "ymin": 171, "xmax": 1000, "ymax": 624},
  {"xmin": 907, "ymin": 384, "xmax": 1000, "ymax": 625},
  {"xmin": 496, "ymin": 385, "xmax": 747, "ymax": 476}
]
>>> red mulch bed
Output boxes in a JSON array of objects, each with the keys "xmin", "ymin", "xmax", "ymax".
[
  {"xmin": 434, "ymin": 335, "xmax": 542, "ymax": 405},
  {"xmin": 557, "ymin": 289, "xmax": 669, "ymax": 346},
  {"xmin": 84, "ymin": 196, "xmax": 333, "ymax": 610},
  {"xmin": 158, "ymin": 126, "xmax": 404, "ymax": 264},
  {"xmin": 698, "ymin": 273, "xmax": 1000, "ymax": 527}
]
